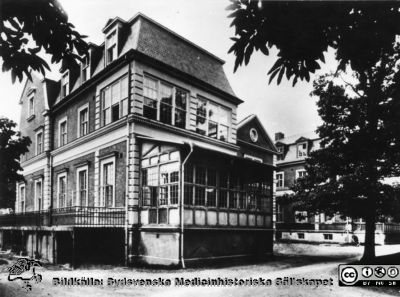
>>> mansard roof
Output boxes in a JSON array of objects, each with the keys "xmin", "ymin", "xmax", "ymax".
[{"xmin": 52, "ymin": 12, "xmax": 240, "ymax": 107}]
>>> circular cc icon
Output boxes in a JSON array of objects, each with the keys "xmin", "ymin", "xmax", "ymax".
[
  {"xmin": 374, "ymin": 267, "xmax": 386, "ymax": 278},
  {"xmin": 341, "ymin": 267, "xmax": 358, "ymax": 284},
  {"xmin": 362, "ymin": 267, "xmax": 373, "ymax": 278},
  {"xmin": 388, "ymin": 267, "xmax": 399, "ymax": 278}
]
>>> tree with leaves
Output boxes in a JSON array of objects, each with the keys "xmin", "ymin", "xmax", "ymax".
[
  {"xmin": 0, "ymin": 0, "xmax": 88, "ymax": 83},
  {"xmin": 227, "ymin": 1, "xmax": 400, "ymax": 261},
  {"xmin": 0, "ymin": 118, "xmax": 31, "ymax": 209}
]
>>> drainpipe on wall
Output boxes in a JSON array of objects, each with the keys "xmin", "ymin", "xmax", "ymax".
[
  {"xmin": 124, "ymin": 121, "xmax": 130, "ymax": 266},
  {"xmin": 180, "ymin": 141, "xmax": 193, "ymax": 269}
]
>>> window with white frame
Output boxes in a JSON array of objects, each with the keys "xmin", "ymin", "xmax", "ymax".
[
  {"xmin": 76, "ymin": 166, "xmax": 88, "ymax": 207},
  {"xmin": 277, "ymin": 146, "xmax": 284, "ymax": 160},
  {"xmin": 78, "ymin": 104, "xmax": 89, "ymax": 137},
  {"xmin": 61, "ymin": 71, "xmax": 69, "ymax": 97},
  {"xmin": 143, "ymin": 76, "xmax": 188, "ymax": 129},
  {"xmin": 36, "ymin": 130, "xmax": 43, "ymax": 155},
  {"xmin": 276, "ymin": 172, "xmax": 284, "ymax": 188},
  {"xmin": 101, "ymin": 75, "xmax": 128, "ymax": 125},
  {"xmin": 57, "ymin": 172, "xmax": 67, "ymax": 208},
  {"xmin": 295, "ymin": 210, "xmax": 308, "ymax": 223},
  {"xmin": 81, "ymin": 55, "xmax": 90, "ymax": 83},
  {"xmin": 297, "ymin": 142, "xmax": 308, "ymax": 157},
  {"xmin": 100, "ymin": 157, "xmax": 115, "ymax": 207},
  {"xmin": 106, "ymin": 30, "xmax": 117, "ymax": 64},
  {"xmin": 28, "ymin": 94, "xmax": 34, "ymax": 117},
  {"xmin": 58, "ymin": 118, "xmax": 67, "ymax": 147},
  {"xmin": 19, "ymin": 184, "xmax": 26, "ymax": 213},
  {"xmin": 34, "ymin": 179, "xmax": 43, "ymax": 211},
  {"xmin": 296, "ymin": 169, "xmax": 307, "ymax": 180},
  {"xmin": 196, "ymin": 96, "xmax": 231, "ymax": 141}
]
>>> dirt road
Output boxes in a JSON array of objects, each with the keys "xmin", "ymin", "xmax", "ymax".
[{"xmin": 0, "ymin": 243, "xmax": 398, "ymax": 297}]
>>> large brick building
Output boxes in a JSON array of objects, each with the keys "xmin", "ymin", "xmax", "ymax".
[
  {"xmin": 0, "ymin": 13, "xmax": 277, "ymax": 267},
  {"xmin": 274, "ymin": 131, "xmax": 400, "ymax": 245}
]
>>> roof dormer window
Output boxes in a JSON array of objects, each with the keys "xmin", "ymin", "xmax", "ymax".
[
  {"xmin": 297, "ymin": 142, "xmax": 308, "ymax": 158},
  {"xmin": 106, "ymin": 30, "xmax": 117, "ymax": 65},
  {"xmin": 81, "ymin": 55, "xmax": 90, "ymax": 83},
  {"xmin": 61, "ymin": 71, "xmax": 70, "ymax": 97}
]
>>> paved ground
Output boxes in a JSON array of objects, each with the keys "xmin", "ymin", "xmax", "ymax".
[{"xmin": 0, "ymin": 243, "xmax": 399, "ymax": 297}]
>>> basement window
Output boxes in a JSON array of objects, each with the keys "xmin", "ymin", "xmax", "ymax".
[{"xmin": 324, "ymin": 233, "xmax": 333, "ymax": 240}]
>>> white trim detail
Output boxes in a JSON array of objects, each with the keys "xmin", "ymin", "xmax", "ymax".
[
  {"xmin": 296, "ymin": 169, "xmax": 307, "ymax": 180},
  {"xmin": 243, "ymin": 154, "xmax": 263, "ymax": 163}
]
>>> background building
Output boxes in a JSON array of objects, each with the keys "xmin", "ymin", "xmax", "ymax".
[
  {"xmin": 0, "ymin": 13, "xmax": 277, "ymax": 267},
  {"xmin": 274, "ymin": 131, "xmax": 400, "ymax": 245}
]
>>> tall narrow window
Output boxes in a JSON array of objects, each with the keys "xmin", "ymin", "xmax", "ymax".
[
  {"xmin": 77, "ymin": 167, "xmax": 88, "ymax": 207},
  {"xmin": 143, "ymin": 76, "xmax": 158, "ymax": 120},
  {"xmin": 57, "ymin": 173, "xmax": 67, "ymax": 208},
  {"xmin": 175, "ymin": 88, "xmax": 187, "ymax": 128},
  {"xmin": 59, "ymin": 119, "xmax": 67, "ymax": 146},
  {"xmin": 28, "ymin": 95, "xmax": 34, "ymax": 117},
  {"xmin": 35, "ymin": 179, "xmax": 43, "ymax": 211},
  {"xmin": 61, "ymin": 71, "xmax": 69, "ymax": 97},
  {"xmin": 100, "ymin": 158, "xmax": 115, "ymax": 207},
  {"xmin": 78, "ymin": 105, "xmax": 89, "ymax": 137},
  {"xmin": 19, "ymin": 184, "xmax": 25, "ymax": 213},
  {"xmin": 297, "ymin": 142, "xmax": 308, "ymax": 157},
  {"xmin": 159, "ymin": 84, "xmax": 173, "ymax": 125},
  {"xmin": 196, "ymin": 98, "xmax": 207, "ymax": 135},
  {"xmin": 101, "ymin": 75, "xmax": 128, "ymax": 126},
  {"xmin": 106, "ymin": 31, "xmax": 117, "ymax": 64},
  {"xmin": 276, "ymin": 172, "xmax": 284, "ymax": 188},
  {"xmin": 81, "ymin": 55, "xmax": 89, "ymax": 83},
  {"xmin": 36, "ymin": 131, "xmax": 43, "ymax": 155}
]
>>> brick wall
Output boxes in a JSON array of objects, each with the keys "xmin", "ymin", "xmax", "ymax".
[
  {"xmin": 52, "ymin": 87, "xmax": 96, "ymax": 149},
  {"xmin": 52, "ymin": 153, "xmax": 95, "ymax": 208}
]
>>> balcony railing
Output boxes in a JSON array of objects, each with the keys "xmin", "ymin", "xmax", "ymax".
[{"xmin": 0, "ymin": 206, "xmax": 125, "ymax": 228}]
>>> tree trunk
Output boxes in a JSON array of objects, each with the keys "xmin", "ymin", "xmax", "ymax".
[{"xmin": 361, "ymin": 195, "xmax": 376, "ymax": 262}]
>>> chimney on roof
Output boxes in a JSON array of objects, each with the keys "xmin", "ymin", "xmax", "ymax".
[{"xmin": 275, "ymin": 132, "xmax": 284, "ymax": 141}]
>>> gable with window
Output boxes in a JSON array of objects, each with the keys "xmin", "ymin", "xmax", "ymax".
[
  {"xmin": 143, "ymin": 76, "xmax": 188, "ymax": 129},
  {"xmin": 78, "ymin": 104, "xmax": 89, "ymax": 137},
  {"xmin": 106, "ymin": 30, "xmax": 117, "ymax": 64},
  {"xmin": 61, "ymin": 71, "xmax": 69, "ymax": 97},
  {"xmin": 196, "ymin": 97, "xmax": 231, "ymax": 141},
  {"xmin": 101, "ymin": 75, "xmax": 128, "ymax": 125},
  {"xmin": 276, "ymin": 172, "xmax": 284, "ymax": 189},
  {"xmin": 58, "ymin": 118, "xmax": 68, "ymax": 147}
]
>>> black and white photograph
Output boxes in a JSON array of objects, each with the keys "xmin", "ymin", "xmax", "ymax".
[{"xmin": 0, "ymin": 0, "xmax": 400, "ymax": 296}]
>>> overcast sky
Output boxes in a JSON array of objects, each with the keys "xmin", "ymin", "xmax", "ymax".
[{"xmin": 0, "ymin": 0, "xmax": 338, "ymax": 137}]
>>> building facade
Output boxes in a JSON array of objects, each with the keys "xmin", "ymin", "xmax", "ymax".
[
  {"xmin": 0, "ymin": 14, "xmax": 277, "ymax": 267},
  {"xmin": 274, "ymin": 131, "xmax": 400, "ymax": 245}
]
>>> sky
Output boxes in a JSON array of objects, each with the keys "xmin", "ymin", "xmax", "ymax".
[{"xmin": 0, "ymin": 0, "xmax": 338, "ymax": 138}]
